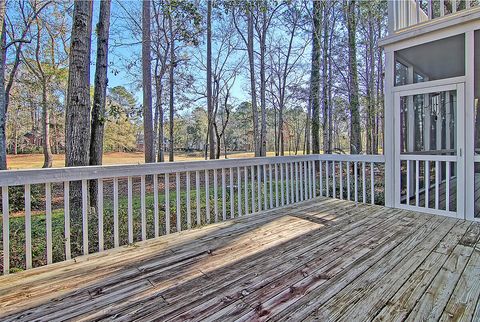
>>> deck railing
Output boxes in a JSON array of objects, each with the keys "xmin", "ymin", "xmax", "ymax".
[
  {"xmin": 388, "ymin": 0, "xmax": 479, "ymax": 32},
  {"xmin": 0, "ymin": 154, "xmax": 385, "ymax": 274}
]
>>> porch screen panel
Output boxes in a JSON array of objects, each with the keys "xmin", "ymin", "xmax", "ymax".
[{"xmin": 399, "ymin": 90, "xmax": 457, "ymax": 213}]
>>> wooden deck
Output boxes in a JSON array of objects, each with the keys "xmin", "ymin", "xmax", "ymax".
[{"xmin": 0, "ymin": 197, "xmax": 479, "ymax": 321}]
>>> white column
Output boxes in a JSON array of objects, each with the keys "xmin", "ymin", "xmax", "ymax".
[
  {"xmin": 384, "ymin": 49, "xmax": 395, "ymax": 208},
  {"xmin": 465, "ymin": 31, "xmax": 475, "ymax": 219}
]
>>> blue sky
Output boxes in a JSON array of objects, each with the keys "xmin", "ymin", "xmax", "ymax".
[{"xmin": 88, "ymin": 1, "xmax": 262, "ymax": 109}]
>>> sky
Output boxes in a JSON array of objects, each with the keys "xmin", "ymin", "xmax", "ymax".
[
  {"xmin": 87, "ymin": 0, "xmax": 316, "ymax": 112},
  {"xmin": 89, "ymin": 0, "xmax": 252, "ymax": 109}
]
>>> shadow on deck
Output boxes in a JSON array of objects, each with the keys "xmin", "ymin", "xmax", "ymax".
[{"xmin": 0, "ymin": 197, "xmax": 479, "ymax": 321}]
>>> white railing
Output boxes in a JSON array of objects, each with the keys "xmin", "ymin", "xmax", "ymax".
[
  {"xmin": 0, "ymin": 154, "xmax": 385, "ymax": 274},
  {"xmin": 388, "ymin": 0, "xmax": 479, "ymax": 32},
  {"xmin": 399, "ymin": 155, "xmax": 457, "ymax": 216}
]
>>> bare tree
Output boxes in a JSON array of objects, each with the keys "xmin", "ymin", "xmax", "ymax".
[
  {"xmin": 253, "ymin": 1, "xmax": 284, "ymax": 156},
  {"xmin": 162, "ymin": 0, "xmax": 202, "ymax": 162},
  {"xmin": 232, "ymin": 5, "xmax": 259, "ymax": 157},
  {"xmin": 310, "ymin": 0, "xmax": 322, "ymax": 154},
  {"xmin": 151, "ymin": 0, "xmax": 170, "ymax": 162},
  {"xmin": 142, "ymin": 0, "xmax": 155, "ymax": 163},
  {"xmin": 321, "ymin": 2, "xmax": 330, "ymax": 153},
  {"xmin": 22, "ymin": 7, "xmax": 68, "ymax": 168},
  {"xmin": 267, "ymin": 3, "xmax": 306, "ymax": 156},
  {"xmin": 167, "ymin": 8, "xmax": 175, "ymax": 161},
  {"xmin": 206, "ymin": 0, "xmax": 214, "ymax": 159},
  {"xmin": 0, "ymin": 0, "xmax": 51, "ymax": 169},
  {"xmin": 346, "ymin": 0, "xmax": 361, "ymax": 154}
]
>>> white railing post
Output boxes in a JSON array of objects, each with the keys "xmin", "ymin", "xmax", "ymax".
[
  {"xmin": 153, "ymin": 175, "xmax": 159, "ymax": 237},
  {"xmin": 196, "ymin": 171, "xmax": 202, "ymax": 225},
  {"xmin": 127, "ymin": 177, "xmax": 133, "ymax": 243},
  {"xmin": 45, "ymin": 182, "xmax": 53, "ymax": 263},
  {"xmin": 165, "ymin": 174, "xmax": 171, "ymax": 233},
  {"xmin": 25, "ymin": 184, "xmax": 32, "ymax": 269},
  {"xmin": 176, "ymin": 172, "xmax": 181, "ymax": 232},
  {"xmin": 2, "ymin": 186, "xmax": 9, "ymax": 274},
  {"xmin": 186, "ymin": 172, "xmax": 192, "ymax": 228},
  {"xmin": 64, "ymin": 181, "xmax": 71, "ymax": 259}
]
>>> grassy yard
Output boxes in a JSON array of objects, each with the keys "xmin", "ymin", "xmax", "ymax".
[
  {"xmin": 6, "ymin": 151, "xmax": 306, "ymax": 170},
  {"xmin": 1, "ymin": 184, "xmax": 251, "ymax": 273}
]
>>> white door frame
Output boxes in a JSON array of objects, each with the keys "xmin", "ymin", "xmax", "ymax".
[{"xmin": 393, "ymin": 80, "xmax": 465, "ymax": 219}]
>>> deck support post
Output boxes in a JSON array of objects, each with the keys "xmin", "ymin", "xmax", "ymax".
[
  {"xmin": 465, "ymin": 30, "xmax": 475, "ymax": 220},
  {"xmin": 384, "ymin": 49, "xmax": 396, "ymax": 208}
]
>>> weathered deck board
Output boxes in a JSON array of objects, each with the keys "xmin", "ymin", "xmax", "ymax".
[{"xmin": 0, "ymin": 197, "xmax": 478, "ymax": 322}]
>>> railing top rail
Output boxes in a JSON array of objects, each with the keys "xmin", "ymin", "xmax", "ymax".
[{"xmin": 0, "ymin": 154, "xmax": 385, "ymax": 186}]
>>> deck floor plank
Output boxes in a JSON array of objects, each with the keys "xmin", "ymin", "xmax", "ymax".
[
  {"xmin": 439, "ymin": 241, "xmax": 480, "ymax": 321},
  {"xmin": 0, "ymin": 197, "xmax": 478, "ymax": 322},
  {"xmin": 371, "ymin": 221, "xmax": 474, "ymax": 322},
  {"xmin": 328, "ymin": 218, "xmax": 466, "ymax": 322}
]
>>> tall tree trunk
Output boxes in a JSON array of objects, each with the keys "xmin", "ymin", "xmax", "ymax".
[
  {"xmin": 304, "ymin": 102, "xmax": 311, "ymax": 155},
  {"xmin": 327, "ymin": 13, "xmax": 334, "ymax": 153},
  {"xmin": 215, "ymin": 126, "xmax": 221, "ymax": 159},
  {"xmin": 90, "ymin": 0, "xmax": 111, "ymax": 167},
  {"xmin": 321, "ymin": 4, "xmax": 329, "ymax": 153},
  {"xmin": 366, "ymin": 6, "xmax": 375, "ymax": 155},
  {"xmin": 273, "ymin": 104, "xmax": 278, "ymax": 155},
  {"xmin": 206, "ymin": 0, "xmax": 215, "ymax": 159},
  {"xmin": 155, "ymin": 75, "xmax": 164, "ymax": 162},
  {"xmin": 142, "ymin": 0, "xmax": 154, "ymax": 163},
  {"xmin": 247, "ymin": 9, "xmax": 259, "ymax": 157},
  {"xmin": 347, "ymin": 0, "xmax": 361, "ymax": 154},
  {"xmin": 65, "ymin": 0, "xmax": 93, "ymax": 256},
  {"xmin": 53, "ymin": 111, "xmax": 60, "ymax": 154},
  {"xmin": 168, "ymin": 13, "xmax": 175, "ymax": 162},
  {"xmin": 259, "ymin": 10, "xmax": 267, "ymax": 157},
  {"xmin": 278, "ymin": 106, "xmax": 284, "ymax": 155},
  {"xmin": 0, "ymin": 0, "xmax": 6, "ymax": 169},
  {"xmin": 310, "ymin": 0, "xmax": 322, "ymax": 154},
  {"xmin": 41, "ymin": 80, "xmax": 52, "ymax": 168},
  {"xmin": 89, "ymin": 0, "xmax": 111, "ymax": 208},
  {"xmin": 374, "ymin": 16, "xmax": 383, "ymax": 155}
]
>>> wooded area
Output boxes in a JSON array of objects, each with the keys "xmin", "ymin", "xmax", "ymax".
[{"xmin": 0, "ymin": 0, "xmax": 387, "ymax": 172}]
